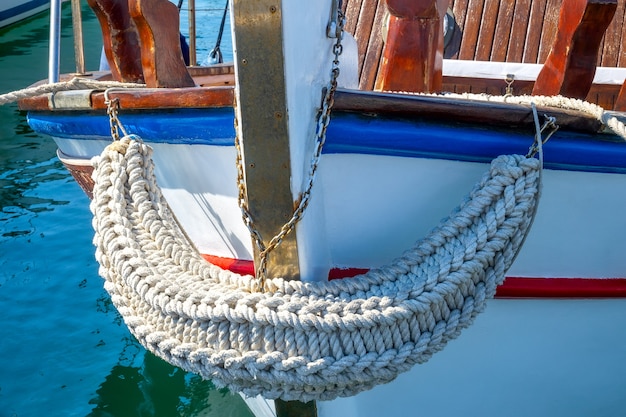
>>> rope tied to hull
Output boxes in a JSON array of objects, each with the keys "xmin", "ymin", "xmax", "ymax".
[
  {"xmin": 90, "ymin": 133, "xmax": 542, "ymax": 402},
  {"xmin": 0, "ymin": 77, "xmax": 144, "ymax": 106}
]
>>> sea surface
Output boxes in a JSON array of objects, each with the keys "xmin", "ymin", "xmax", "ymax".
[{"xmin": 0, "ymin": 2, "xmax": 251, "ymax": 416}]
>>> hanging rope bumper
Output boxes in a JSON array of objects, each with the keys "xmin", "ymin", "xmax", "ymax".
[{"xmin": 90, "ymin": 135, "xmax": 542, "ymax": 402}]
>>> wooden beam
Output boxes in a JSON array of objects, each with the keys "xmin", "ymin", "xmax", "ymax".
[
  {"xmin": 86, "ymin": 0, "xmax": 144, "ymax": 83},
  {"xmin": 374, "ymin": 0, "xmax": 448, "ymax": 93},
  {"xmin": 230, "ymin": 1, "xmax": 300, "ymax": 279},
  {"xmin": 128, "ymin": 0, "xmax": 195, "ymax": 88},
  {"xmin": 532, "ymin": 0, "xmax": 617, "ymax": 98}
]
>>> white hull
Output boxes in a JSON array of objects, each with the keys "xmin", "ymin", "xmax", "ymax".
[
  {"xmin": 54, "ymin": 137, "xmax": 626, "ymax": 281},
  {"xmin": 53, "ymin": 136, "xmax": 626, "ymax": 417}
]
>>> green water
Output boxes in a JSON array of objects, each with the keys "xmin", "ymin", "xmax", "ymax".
[{"xmin": 0, "ymin": 3, "xmax": 250, "ymax": 416}]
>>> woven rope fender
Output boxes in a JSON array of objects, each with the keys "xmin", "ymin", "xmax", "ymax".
[{"xmin": 90, "ymin": 135, "xmax": 541, "ymax": 402}]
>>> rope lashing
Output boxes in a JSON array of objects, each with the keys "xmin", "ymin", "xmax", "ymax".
[
  {"xmin": 90, "ymin": 134, "xmax": 542, "ymax": 402},
  {"xmin": 0, "ymin": 77, "xmax": 144, "ymax": 106}
]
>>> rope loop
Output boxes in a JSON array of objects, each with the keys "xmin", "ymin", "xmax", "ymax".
[{"xmin": 90, "ymin": 135, "xmax": 542, "ymax": 402}]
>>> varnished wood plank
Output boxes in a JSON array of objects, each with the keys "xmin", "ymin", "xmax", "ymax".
[
  {"xmin": 87, "ymin": 0, "xmax": 144, "ymax": 83},
  {"xmin": 332, "ymin": 88, "xmax": 605, "ymax": 133},
  {"xmin": 459, "ymin": 0, "xmax": 485, "ymax": 60},
  {"xmin": 375, "ymin": 0, "xmax": 447, "ymax": 93},
  {"xmin": 359, "ymin": 0, "xmax": 386, "ymax": 90},
  {"xmin": 354, "ymin": 0, "xmax": 379, "ymax": 77},
  {"xmin": 343, "ymin": 0, "xmax": 363, "ymax": 38},
  {"xmin": 615, "ymin": 5, "xmax": 626, "ymax": 66},
  {"xmin": 599, "ymin": 0, "xmax": 624, "ymax": 66},
  {"xmin": 129, "ymin": 0, "xmax": 195, "ymax": 88},
  {"xmin": 537, "ymin": 0, "xmax": 562, "ymax": 62},
  {"xmin": 507, "ymin": 0, "xmax": 532, "ymax": 62},
  {"xmin": 474, "ymin": 0, "xmax": 500, "ymax": 60},
  {"xmin": 523, "ymin": 0, "xmax": 547, "ymax": 62},
  {"xmin": 490, "ymin": 0, "xmax": 516, "ymax": 61},
  {"xmin": 446, "ymin": 0, "xmax": 468, "ymax": 58}
]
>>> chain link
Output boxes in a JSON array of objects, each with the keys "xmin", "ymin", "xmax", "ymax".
[
  {"xmin": 104, "ymin": 89, "xmax": 128, "ymax": 141},
  {"xmin": 235, "ymin": 7, "xmax": 346, "ymax": 292}
]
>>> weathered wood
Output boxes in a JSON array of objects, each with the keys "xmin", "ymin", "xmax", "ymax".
[
  {"xmin": 458, "ymin": 0, "xmax": 485, "ymax": 60},
  {"xmin": 600, "ymin": 0, "xmax": 624, "ymax": 66},
  {"xmin": 522, "ymin": 0, "xmax": 547, "ymax": 64},
  {"xmin": 128, "ymin": 0, "xmax": 195, "ymax": 88},
  {"xmin": 507, "ymin": 0, "xmax": 532, "ymax": 62},
  {"xmin": 538, "ymin": 0, "xmax": 563, "ymax": 62},
  {"xmin": 332, "ymin": 89, "xmax": 606, "ymax": 133},
  {"xmin": 374, "ymin": 0, "xmax": 448, "ymax": 92},
  {"xmin": 532, "ymin": 0, "xmax": 617, "ymax": 98},
  {"xmin": 86, "ymin": 0, "xmax": 144, "ymax": 83},
  {"xmin": 357, "ymin": 0, "xmax": 386, "ymax": 90},
  {"xmin": 475, "ymin": 0, "xmax": 499, "ymax": 60},
  {"xmin": 490, "ymin": 0, "xmax": 515, "ymax": 62},
  {"xmin": 231, "ymin": 0, "xmax": 301, "ymax": 281}
]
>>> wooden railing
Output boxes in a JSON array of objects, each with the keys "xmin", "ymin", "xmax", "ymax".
[{"xmin": 342, "ymin": 0, "xmax": 626, "ymax": 109}]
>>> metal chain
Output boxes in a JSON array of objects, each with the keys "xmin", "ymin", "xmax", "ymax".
[
  {"xmin": 104, "ymin": 88, "xmax": 128, "ymax": 141},
  {"xmin": 235, "ymin": 7, "xmax": 346, "ymax": 291}
]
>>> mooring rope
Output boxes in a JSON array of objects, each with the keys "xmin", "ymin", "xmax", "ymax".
[
  {"xmin": 90, "ymin": 133, "xmax": 542, "ymax": 402},
  {"xmin": 0, "ymin": 77, "xmax": 144, "ymax": 106}
]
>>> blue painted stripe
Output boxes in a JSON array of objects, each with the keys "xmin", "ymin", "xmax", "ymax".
[
  {"xmin": 0, "ymin": 0, "xmax": 48, "ymax": 24},
  {"xmin": 326, "ymin": 112, "xmax": 626, "ymax": 174},
  {"xmin": 27, "ymin": 108, "xmax": 626, "ymax": 174},
  {"xmin": 27, "ymin": 108, "xmax": 237, "ymax": 145}
]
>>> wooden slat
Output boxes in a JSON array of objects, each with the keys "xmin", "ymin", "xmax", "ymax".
[
  {"xmin": 615, "ymin": 4, "xmax": 626, "ymax": 66},
  {"xmin": 342, "ymin": 0, "xmax": 362, "ymax": 35},
  {"xmin": 490, "ymin": 0, "xmax": 516, "ymax": 61},
  {"xmin": 537, "ymin": 0, "xmax": 562, "ymax": 62},
  {"xmin": 446, "ymin": 0, "xmax": 468, "ymax": 58},
  {"xmin": 507, "ymin": 0, "xmax": 532, "ymax": 62},
  {"xmin": 360, "ymin": 1, "xmax": 386, "ymax": 90},
  {"xmin": 474, "ymin": 0, "xmax": 500, "ymax": 60},
  {"xmin": 458, "ymin": 0, "xmax": 485, "ymax": 59},
  {"xmin": 354, "ymin": 0, "xmax": 379, "ymax": 77},
  {"xmin": 522, "ymin": 0, "xmax": 547, "ymax": 62},
  {"xmin": 599, "ymin": 0, "xmax": 624, "ymax": 66}
]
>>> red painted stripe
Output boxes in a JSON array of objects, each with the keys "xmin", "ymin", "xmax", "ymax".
[
  {"xmin": 495, "ymin": 277, "xmax": 626, "ymax": 298},
  {"xmin": 201, "ymin": 254, "xmax": 626, "ymax": 298}
]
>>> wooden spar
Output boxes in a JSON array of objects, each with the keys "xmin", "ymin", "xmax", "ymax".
[
  {"xmin": 128, "ymin": 0, "xmax": 195, "ymax": 88},
  {"xmin": 230, "ymin": 2, "xmax": 300, "ymax": 277},
  {"xmin": 532, "ymin": 0, "xmax": 617, "ymax": 98},
  {"xmin": 374, "ymin": 0, "xmax": 448, "ymax": 93},
  {"xmin": 87, "ymin": 0, "xmax": 144, "ymax": 83},
  {"xmin": 70, "ymin": 0, "xmax": 86, "ymax": 75}
]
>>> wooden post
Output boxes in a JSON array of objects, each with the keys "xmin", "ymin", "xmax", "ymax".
[
  {"xmin": 230, "ymin": 1, "xmax": 301, "ymax": 278},
  {"xmin": 128, "ymin": 0, "xmax": 195, "ymax": 87},
  {"xmin": 374, "ymin": 0, "xmax": 448, "ymax": 93},
  {"xmin": 87, "ymin": 0, "xmax": 144, "ymax": 83},
  {"xmin": 532, "ymin": 0, "xmax": 617, "ymax": 99},
  {"xmin": 230, "ymin": 0, "xmax": 317, "ymax": 414}
]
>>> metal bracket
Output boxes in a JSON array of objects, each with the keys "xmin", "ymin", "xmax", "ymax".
[{"xmin": 327, "ymin": 0, "xmax": 340, "ymax": 38}]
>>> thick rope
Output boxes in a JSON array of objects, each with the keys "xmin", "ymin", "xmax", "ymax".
[
  {"xmin": 0, "ymin": 77, "xmax": 144, "ymax": 106},
  {"xmin": 90, "ymin": 135, "xmax": 541, "ymax": 402}
]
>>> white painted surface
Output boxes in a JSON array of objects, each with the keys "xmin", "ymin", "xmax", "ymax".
[
  {"xmin": 443, "ymin": 59, "xmax": 626, "ymax": 85},
  {"xmin": 54, "ymin": 136, "xmax": 626, "ymax": 279}
]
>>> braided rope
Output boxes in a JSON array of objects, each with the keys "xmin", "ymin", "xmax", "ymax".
[
  {"xmin": 90, "ymin": 135, "xmax": 541, "ymax": 401},
  {"xmin": 0, "ymin": 77, "xmax": 144, "ymax": 106}
]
